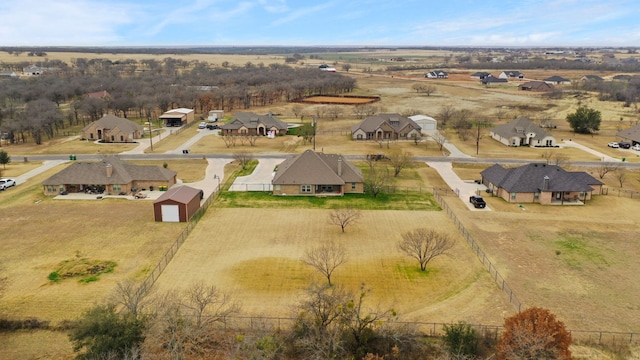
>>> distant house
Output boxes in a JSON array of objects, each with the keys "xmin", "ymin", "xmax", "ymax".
[
  {"xmin": 408, "ymin": 115, "xmax": 437, "ymax": 131},
  {"xmin": 351, "ymin": 113, "xmax": 422, "ymax": 140},
  {"xmin": 23, "ymin": 64, "xmax": 44, "ymax": 76},
  {"xmin": 425, "ymin": 70, "xmax": 448, "ymax": 79},
  {"xmin": 470, "ymin": 72, "xmax": 492, "ymax": 80},
  {"xmin": 160, "ymin": 108, "xmax": 195, "ymax": 127},
  {"xmin": 81, "ymin": 114, "xmax": 144, "ymax": 143},
  {"xmin": 481, "ymin": 163, "xmax": 603, "ymax": 205},
  {"xmin": 518, "ymin": 81, "xmax": 554, "ymax": 92},
  {"xmin": 544, "ymin": 76, "xmax": 571, "ymax": 85},
  {"xmin": 613, "ymin": 74, "xmax": 632, "ymax": 82},
  {"xmin": 616, "ymin": 125, "xmax": 640, "ymax": 145},
  {"xmin": 581, "ymin": 75, "xmax": 603, "ymax": 82},
  {"xmin": 272, "ymin": 150, "xmax": 364, "ymax": 196},
  {"xmin": 154, "ymin": 185, "xmax": 202, "ymax": 222},
  {"xmin": 42, "ymin": 156, "xmax": 176, "ymax": 196},
  {"xmin": 490, "ymin": 116, "xmax": 556, "ymax": 147},
  {"xmin": 221, "ymin": 112, "xmax": 288, "ymax": 136},
  {"xmin": 481, "ymin": 76, "xmax": 508, "ymax": 85},
  {"xmin": 499, "ymin": 71, "xmax": 524, "ymax": 79}
]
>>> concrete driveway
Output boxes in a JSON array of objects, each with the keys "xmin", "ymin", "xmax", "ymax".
[
  {"xmin": 427, "ymin": 161, "xmax": 491, "ymax": 211},
  {"xmin": 229, "ymin": 157, "xmax": 286, "ymax": 191}
]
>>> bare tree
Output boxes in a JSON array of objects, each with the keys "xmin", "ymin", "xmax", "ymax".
[
  {"xmin": 596, "ymin": 162, "xmax": 620, "ymax": 179},
  {"xmin": 221, "ymin": 134, "xmax": 236, "ymax": 148},
  {"xmin": 181, "ymin": 281, "xmax": 240, "ymax": 329},
  {"xmin": 432, "ymin": 132, "xmax": 447, "ymax": 152},
  {"xmin": 353, "ymin": 104, "xmax": 377, "ymax": 119},
  {"xmin": 233, "ymin": 150, "xmax": 253, "ymax": 170},
  {"xmin": 110, "ymin": 279, "xmax": 152, "ymax": 317},
  {"xmin": 615, "ymin": 167, "xmax": 626, "ymax": 187},
  {"xmin": 387, "ymin": 149, "xmax": 414, "ymax": 177},
  {"xmin": 329, "ymin": 208, "xmax": 362, "ymax": 233},
  {"xmin": 437, "ymin": 105, "xmax": 456, "ymax": 127},
  {"xmin": 364, "ymin": 163, "xmax": 390, "ymax": 198},
  {"xmin": 326, "ymin": 105, "xmax": 343, "ymax": 120},
  {"xmin": 302, "ymin": 241, "xmax": 348, "ymax": 286},
  {"xmin": 397, "ymin": 228, "xmax": 454, "ymax": 271}
]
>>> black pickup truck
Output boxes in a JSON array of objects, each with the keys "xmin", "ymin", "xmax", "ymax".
[{"xmin": 469, "ymin": 195, "xmax": 486, "ymax": 208}]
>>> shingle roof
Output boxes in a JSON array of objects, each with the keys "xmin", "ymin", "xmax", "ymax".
[
  {"xmin": 154, "ymin": 185, "xmax": 201, "ymax": 204},
  {"xmin": 272, "ymin": 150, "xmax": 363, "ymax": 185},
  {"xmin": 82, "ymin": 114, "xmax": 143, "ymax": 134},
  {"xmin": 351, "ymin": 113, "xmax": 421, "ymax": 134},
  {"xmin": 544, "ymin": 75, "xmax": 570, "ymax": 82},
  {"xmin": 221, "ymin": 112, "xmax": 288, "ymax": 130},
  {"xmin": 616, "ymin": 124, "xmax": 640, "ymax": 142},
  {"xmin": 42, "ymin": 156, "xmax": 176, "ymax": 185},
  {"xmin": 481, "ymin": 163, "xmax": 601, "ymax": 193},
  {"xmin": 491, "ymin": 116, "xmax": 551, "ymax": 141}
]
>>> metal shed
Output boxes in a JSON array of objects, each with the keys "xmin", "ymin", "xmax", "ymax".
[
  {"xmin": 409, "ymin": 115, "xmax": 438, "ymax": 131},
  {"xmin": 153, "ymin": 185, "xmax": 202, "ymax": 222}
]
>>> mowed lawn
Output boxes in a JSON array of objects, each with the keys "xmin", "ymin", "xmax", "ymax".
[{"xmin": 153, "ymin": 208, "xmax": 516, "ymax": 325}]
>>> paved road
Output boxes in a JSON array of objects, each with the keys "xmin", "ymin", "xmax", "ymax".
[{"xmin": 229, "ymin": 157, "xmax": 286, "ymax": 191}]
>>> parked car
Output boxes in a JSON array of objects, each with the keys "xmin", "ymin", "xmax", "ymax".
[
  {"xmin": 608, "ymin": 142, "xmax": 620, "ymax": 148},
  {"xmin": 0, "ymin": 178, "xmax": 16, "ymax": 190},
  {"xmin": 198, "ymin": 122, "xmax": 207, "ymax": 129},
  {"xmin": 632, "ymin": 144, "xmax": 640, "ymax": 151},
  {"xmin": 619, "ymin": 142, "xmax": 631, "ymax": 149},
  {"xmin": 206, "ymin": 124, "xmax": 220, "ymax": 130},
  {"xmin": 469, "ymin": 195, "xmax": 486, "ymax": 208}
]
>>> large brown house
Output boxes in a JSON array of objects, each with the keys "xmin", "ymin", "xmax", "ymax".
[
  {"xmin": 351, "ymin": 113, "xmax": 422, "ymax": 141},
  {"xmin": 272, "ymin": 150, "xmax": 364, "ymax": 196},
  {"xmin": 221, "ymin": 112, "xmax": 288, "ymax": 136},
  {"xmin": 481, "ymin": 163, "xmax": 603, "ymax": 205},
  {"xmin": 81, "ymin": 114, "xmax": 144, "ymax": 143},
  {"xmin": 42, "ymin": 156, "xmax": 176, "ymax": 196}
]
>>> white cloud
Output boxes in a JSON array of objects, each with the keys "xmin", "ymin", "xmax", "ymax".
[{"xmin": 269, "ymin": 2, "xmax": 336, "ymax": 27}]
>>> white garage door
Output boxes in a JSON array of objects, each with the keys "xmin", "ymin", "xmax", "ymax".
[{"xmin": 161, "ymin": 204, "xmax": 180, "ymax": 222}]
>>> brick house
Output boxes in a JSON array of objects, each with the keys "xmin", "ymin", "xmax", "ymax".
[
  {"xmin": 42, "ymin": 156, "xmax": 176, "ymax": 196},
  {"xmin": 221, "ymin": 112, "xmax": 288, "ymax": 136},
  {"xmin": 351, "ymin": 113, "xmax": 422, "ymax": 141},
  {"xmin": 272, "ymin": 150, "xmax": 364, "ymax": 196},
  {"xmin": 81, "ymin": 114, "xmax": 144, "ymax": 143}
]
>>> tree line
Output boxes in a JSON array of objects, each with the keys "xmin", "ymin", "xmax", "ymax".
[{"xmin": 0, "ymin": 59, "xmax": 355, "ymax": 144}]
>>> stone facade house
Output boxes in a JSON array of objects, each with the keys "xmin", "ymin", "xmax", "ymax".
[
  {"xmin": 81, "ymin": 114, "xmax": 144, "ymax": 143},
  {"xmin": 351, "ymin": 113, "xmax": 422, "ymax": 141},
  {"xmin": 490, "ymin": 116, "xmax": 556, "ymax": 147},
  {"xmin": 272, "ymin": 150, "xmax": 364, "ymax": 196},
  {"xmin": 518, "ymin": 81, "xmax": 554, "ymax": 92},
  {"xmin": 42, "ymin": 156, "xmax": 176, "ymax": 196},
  {"xmin": 221, "ymin": 112, "xmax": 288, "ymax": 136},
  {"xmin": 481, "ymin": 163, "xmax": 603, "ymax": 205}
]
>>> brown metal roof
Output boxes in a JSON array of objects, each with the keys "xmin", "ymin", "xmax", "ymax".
[{"xmin": 154, "ymin": 185, "xmax": 201, "ymax": 204}]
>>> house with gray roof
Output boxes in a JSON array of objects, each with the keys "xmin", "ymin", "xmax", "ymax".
[
  {"xmin": 616, "ymin": 124, "xmax": 640, "ymax": 145},
  {"xmin": 481, "ymin": 163, "xmax": 603, "ymax": 205},
  {"xmin": 272, "ymin": 150, "xmax": 363, "ymax": 196},
  {"xmin": 544, "ymin": 75, "xmax": 571, "ymax": 85},
  {"xmin": 470, "ymin": 72, "xmax": 491, "ymax": 80},
  {"xmin": 351, "ymin": 113, "xmax": 422, "ymax": 141},
  {"xmin": 490, "ymin": 116, "xmax": 556, "ymax": 147},
  {"xmin": 81, "ymin": 114, "xmax": 144, "ymax": 143},
  {"xmin": 221, "ymin": 112, "xmax": 288, "ymax": 136},
  {"xmin": 425, "ymin": 70, "xmax": 448, "ymax": 79},
  {"xmin": 499, "ymin": 71, "xmax": 524, "ymax": 79},
  {"xmin": 481, "ymin": 76, "xmax": 508, "ymax": 85},
  {"xmin": 42, "ymin": 156, "xmax": 176, "ymax": 196}
]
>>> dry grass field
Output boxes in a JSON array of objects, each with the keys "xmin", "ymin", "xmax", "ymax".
[{"xmin": 153, "ymin": 208, "xmax": 515, "ymax": 325}]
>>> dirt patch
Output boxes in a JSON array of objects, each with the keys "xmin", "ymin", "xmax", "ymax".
[{"xmin": 294, "ymin": 94, "xmax": 380, "ymax": 105}]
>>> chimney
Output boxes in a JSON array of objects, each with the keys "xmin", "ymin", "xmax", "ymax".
[
  {"xmin": 542, "ymin": 175, "xmax": 549, "ymax": 191},
  {"xmin": 106, "ymin": 163, "xmax": 113, "ymax": 178},
  {"xmin": 337, "ymin": 157, "xmax": 343, "ymax": 177}
]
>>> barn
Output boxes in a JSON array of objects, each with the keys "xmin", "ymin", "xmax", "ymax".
[
  {"xmin": 409, "ymin": 115, "xmax": 438, "ymax": 131},
  {"xmin": 153, "ymin": 185, "xmax": 202, "ymax": 222}
]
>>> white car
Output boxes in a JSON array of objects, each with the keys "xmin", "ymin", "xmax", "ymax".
[
  {"xmin": 608, "ymin": 142, "xmax": 620, "ymax": 148},
  {"xmin": 198, "ymin": 122, "xmax": 207, "ymax": 129},
  {"xmin": 0, "ymin": 178, "xmax": 16, "ymax": 190},
  {"xmin": 632, "ymin": 144, "xmax": 640, "ymax": 151}
]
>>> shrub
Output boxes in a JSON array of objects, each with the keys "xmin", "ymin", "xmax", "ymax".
[
  {"xmin": 442, "ymin": 321, "xmax": 478, "ymax": 356},
  {"xmin": 47, "ymin": 271, "xmax": 61, "ymax": 282}
]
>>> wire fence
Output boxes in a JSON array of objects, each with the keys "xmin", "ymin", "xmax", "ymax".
[
  {"xmin": 433, "ymin": 189, "xmax": 523, "ymax": 313},
  {"xmin": 602, "ymin": 187, "xmax": 640, "ymax": 199}
]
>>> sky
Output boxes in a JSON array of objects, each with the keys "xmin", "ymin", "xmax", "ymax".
[{"xmin": 1, "ymin": 0, "xmax": 640, "ymax": 47}]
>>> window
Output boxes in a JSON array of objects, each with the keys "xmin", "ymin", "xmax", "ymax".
[
  {"xmin": 357, "ymin": 134, "xmax": 363, "ymax": 140},
  {"xmin": 113, "ymin": 184, "xmax": 122, "ymax": 191},
  {"xmin": 275, "ymin": 185, "xmax": 280, "ymax": 191},
  {"xmin": 301, "ymin": 185, "xmax": 311, "ymax": 193},
  {"xmin": 120, "ymin": 135, "xmax": 124, "ymax": 142},
  {"xmin": 46, "ymin": 185, "xmax": 57, "ymax": 193},
  {"xmin": 534, "ymin": 191, "xmax": 540, "ymax": 199},
  {"xmin": 511, "ymin": 192, "xmax": 516, "ymax": 200},
  {"xmin": 351, "ymin": 182, "xmax": 356, "ymax": 190},
  {"xmin": 111, "ymin": 135, "xmax": 115, "ymax": 141}
]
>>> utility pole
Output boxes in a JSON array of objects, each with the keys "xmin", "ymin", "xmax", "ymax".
[{"xmin": 313, "ymin": 116, "xmax": 317, "ymax": 151}]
